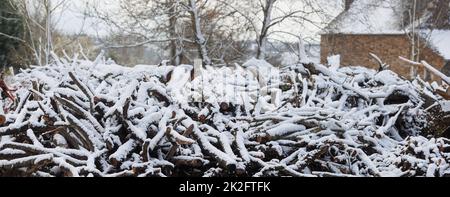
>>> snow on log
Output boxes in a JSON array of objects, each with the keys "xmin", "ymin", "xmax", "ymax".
[{"xmin": 399, "ymin": 56, "xmax": 450, "ymax": 85}]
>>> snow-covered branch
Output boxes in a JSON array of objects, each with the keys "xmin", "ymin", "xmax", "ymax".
[{"xmin": 0, "ymin": 53, "xmax": 449, "ymax": 177}]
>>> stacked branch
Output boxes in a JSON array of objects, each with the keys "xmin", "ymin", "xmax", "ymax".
[{"xmin": 0, "ymin": 54, "xmax": 449, "ymax": 177}]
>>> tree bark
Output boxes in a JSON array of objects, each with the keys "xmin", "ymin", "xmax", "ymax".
[
  {"xmin": 168, "ymin": 0, "xmax": 183, "ymax": 66},
  {"xmin": 0, "ymin": 114, "xmax": 5, "ymax": 125},
  {"xmin": 256, "ymin": 0, "xmax": 276, "ymax": 60},
  {"xmin": 187, "ymin": 0, "xmax": 212, "ymax": 66}
]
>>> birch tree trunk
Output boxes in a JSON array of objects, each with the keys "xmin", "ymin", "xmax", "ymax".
[
  {"xmin": 45, "ymin": 0, "xmax": 52, "ymax": 66},
  {"xmin": 410, "ymin": 0, "xmax": 418, "ymax": 78},
  {"xmin": 256, "ymin": 0, "xmax": 276, "ymax": 60},
  {"xmin": 187, "ymin": 0, "xmax": 212, "ymax": 66}
]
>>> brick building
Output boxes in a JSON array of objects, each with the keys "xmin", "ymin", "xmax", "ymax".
[{"xmin": 321, "ymin": 0, "xmax": 450, "ymax": 81}]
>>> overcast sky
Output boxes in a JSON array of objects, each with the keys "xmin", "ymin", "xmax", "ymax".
[
  {"xmin": 54, "ymin": 0, "xmax": 105, "ymax": 36},
  {"xmin": 54, "ymin": 0, "xmax": 343, "ymax": 42}
]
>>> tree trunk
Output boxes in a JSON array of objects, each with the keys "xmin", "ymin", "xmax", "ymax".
[
  {"xmin": 168, "ymin": 0, "xmax": 182, "ymax": 66},
  {"xmin": 45, "ymin": 0, "xmax": 52, "ymax": 66},
  {"xmin": 187, "ymin": 0, "xmax": 212, "ymax": 66},
  {"xmin": 0, "ymin": 114, "xmax": 5, "ymax": 125},
  {"xmin": 256, "ymin": 0, "xmax": 275, "ymax": 60}
]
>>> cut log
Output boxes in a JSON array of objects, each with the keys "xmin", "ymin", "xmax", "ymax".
[
  {"xmin": 399, "ymin": 57, "xmax": 450, "ymax": 85},
  {"xmin": 0, "ymin": 79, "xmax": 16, "ymax": 101},
  {"xmin": 0, "ymin": 114, "xmax": 5, "ymax": 125},
  {"xmin": 109, "ymin": 139, "xmax": 138, "ymax": 167},
  {"xmin": 421, "ymin": 61, "xmax": 450, "ymax": 85},
  {"xmin": 68, "ymin": 72, "xmax": 95, "ymax": 112},
  {"xmin": 166, "ymin": 125, "xmax": 195, "ymax": 160},
  {"xmin": 0, "ymin": 154, "xmax": 53, "ymax": 174},
  {"xmin": 436, "ymin": 89, "xmax": 450, "ymax": 100}
]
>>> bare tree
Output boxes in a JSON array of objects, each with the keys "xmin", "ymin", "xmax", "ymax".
[
  {"xmin": 85, "ymin": 0, "xmax": 332, "ymax": 66},
  {"xmin": 180, "ymin": 0, "xmax": 211, "ymax": 65},
  {"xmin": 220, "ymin": 0, "xmax": 333, "ymax": 61},
  {"xmin": 2, "ymin": 0, "xmax": 72, "ymax": 67},
  {"xmin": 401, "ymin": 0, "xmax": 450, "ymax": 79},
  {"xmin": 86, "ymin": 0, "xmax": 250, "ymax": 66},
  {"xmin": 257, "ymin": 0, "xmax": 276, "ymax": 60},
  {"xmin": 167, "ymin": 0, "xmax": 183, "ymax": 65},
  {"xmin": 402, "ymin": 0, "xmax": 423, "ymax": 77},
  {"xmin": 86, "ymin": 0, "xmax": 189, "ymax": 65}
]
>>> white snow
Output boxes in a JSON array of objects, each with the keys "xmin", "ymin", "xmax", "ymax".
[
  {"xmin": 327, "ymin": 55, "xmax": 341, "ymax": 71},
  {"xmin": 0, "ymin": 148, "xmax": 26, "ymax": 155},
  {"xmin": 266, "ymin": 123, "xmax": 306, "ymax": 137},
  {"xmin": 324, "ymin": 0, "xmax": 405, "ymax": 34},
  {"xmin": 53, "ymin": 134, "xmax": 68, "ymax": 147},
  {"xmin": 280, "ymin": 52, "xmax": 300, "ymax": 66},
  {"xmin": 0, "ymin": 100, "xmax": 4, "ymax": 114},
  {"xmin": 0, "ymin": 154, "xmax": 53, "ymax": 167},
  {"xmin": 440, "ymin": 101, "xmax": 450, "ymax": 112},
  {"xmin": 423, "ymin": 30, "xmax": 450, "ymax": 60},
  {"xmin": 374, "ymin": 70, "xmax": 403, "ymax": 85},
  {"xmin": 109, "ymin": 139, "xmax": 137, "ymax": 163}
]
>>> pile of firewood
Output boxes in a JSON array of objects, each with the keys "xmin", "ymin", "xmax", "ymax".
[{"xmin": 0, "ymin": 54, "xmax": 449, "ymax": 177}]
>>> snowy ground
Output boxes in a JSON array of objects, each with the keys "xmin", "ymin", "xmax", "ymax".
[{"xmin": 0, "ymin": 54, "xmax": 449, "ymax": 177}]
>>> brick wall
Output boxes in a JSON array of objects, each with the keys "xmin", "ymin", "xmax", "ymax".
[
  {"xmin": 320, "ymin": 34, "xmax": 446, "ymax": 81},
  {"xmin": 418, "ymin": 42, "xmax": 447, "ymax": 80}
]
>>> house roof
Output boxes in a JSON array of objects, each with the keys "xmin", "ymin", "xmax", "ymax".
[
  {"xmin": 322, "ymin": 0, "xmax": 407, "ymax": 34},
  {"xmin": 423, "ymin": 30, "xmax": 450, "ymax": 60},
  {"xmin": 322, "ymin": 0, "xmax": 450, "ymax": 60},
  {"xmin": 323, "ymin": 0, "xmax": 450, "ymax": 34}
]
